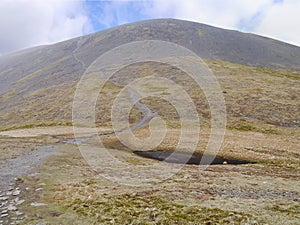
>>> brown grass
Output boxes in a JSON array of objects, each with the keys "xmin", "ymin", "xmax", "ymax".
[
  {"xmin": 1, "ymin": 60, "xmax": 299, "ymax": 133},
  {"xmin": 11, "ymin": 128, "xmax": 299, "ymax": 224}
]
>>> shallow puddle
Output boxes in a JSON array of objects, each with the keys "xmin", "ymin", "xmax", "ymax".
[{"xmin": 134, "ymin": 150, "xmax": 254, "ymax": 165}]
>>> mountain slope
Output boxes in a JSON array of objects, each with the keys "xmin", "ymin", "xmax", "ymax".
[{"xmin": 0, "ymin": 18, "xmax": 299, "ymax": 131}]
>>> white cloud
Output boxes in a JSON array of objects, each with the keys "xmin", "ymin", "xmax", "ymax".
[
  {"xmin": 144, "ymin": 0, "xmax": 273, "ymax": 29},
  {"xmin": 0, "ymin": 0, "xmax": 92, "ymax": 55},
  {"xmin": 255, "ymin": 0, "xmax": 300, "ymax": 46},
  {"xmin": 1, "ymin": 0, "xmax": 299, "ymax": 55},
  {"xmin": 142, "ymin": 0, "xmax": 300, "ymax": 46},
  {"xmin": 97, "ymin": 1, "xmax": 130, "ymax": 27}
]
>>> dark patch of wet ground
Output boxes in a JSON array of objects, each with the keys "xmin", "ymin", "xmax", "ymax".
[{"xmin": 134, "ymin": 150, "xmax": 255, "ymax": 165}]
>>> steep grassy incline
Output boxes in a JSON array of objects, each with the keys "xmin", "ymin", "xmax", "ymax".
[{"xmin": 0, "ymin": 19, "xmax": 299, "ymax": 131}]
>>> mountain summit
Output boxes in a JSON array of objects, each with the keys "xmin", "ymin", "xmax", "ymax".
[{"xmin": 0, "ymin": 18, "xmax": 299, "ymax": 130}]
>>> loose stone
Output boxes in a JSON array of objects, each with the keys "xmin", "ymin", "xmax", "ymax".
[
  {"xmin": 12, "ymin": 190, "xmax": 20, "ymax": 196},
  {"xmin": 7, "ymin": 205, "xmax": 17, "ymax": 211},
  {"xmin": 14, "ymin": 211, "xmax": 23, "ymax": 216}
]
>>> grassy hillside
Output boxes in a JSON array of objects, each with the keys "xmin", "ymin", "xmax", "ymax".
[
  {"xmin": 0, "ymin": 60, "xmax": 299, "ymax": 135},
  {"xmin": 0, "ymin": 19, "xmax": 300, "ymax": 225},
  {"xmin": 0, "ymin": 19, "xmax": 299, "ymax": 133}
]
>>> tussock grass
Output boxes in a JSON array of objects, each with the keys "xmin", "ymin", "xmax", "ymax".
[{"xmin": 67, "ymin": 193, "xmax": 257, "ymax": 224}]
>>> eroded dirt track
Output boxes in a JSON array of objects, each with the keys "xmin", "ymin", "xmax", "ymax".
[{"xmin": 0, "ymin": 145, "xmax": 57, "ymax": 192}]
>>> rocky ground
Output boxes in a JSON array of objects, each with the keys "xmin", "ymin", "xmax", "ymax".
[{"xmin": 0, "ymin": 178, "xmax": 26, "ymax": 224}]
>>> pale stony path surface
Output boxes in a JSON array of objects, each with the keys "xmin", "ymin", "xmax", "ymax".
[
  {"xmin": 111, "ymin": 87, "xmax": 158, "ymax": 135},
  {"xmin": 126, "ymin": 87, "xmax": 158, "ymax": 130},
  {"xmin": 0, "ymin": 145, "xmax": 58, "ymax": 224},
  {"xmin": 0, "ymin": 126, "xmax": 112, "ymax": 138},
  {"xmin": 0, "ymin": 145, "xmax": 57, "ymax": 192}
]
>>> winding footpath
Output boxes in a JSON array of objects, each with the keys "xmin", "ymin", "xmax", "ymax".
[
  {"xmin": 0, "ymin": 87, "xmax": 156, "ymax": 188},
  {"xmin": 0, "ymin": 83, "xmax": 158, "ymax": 224}
]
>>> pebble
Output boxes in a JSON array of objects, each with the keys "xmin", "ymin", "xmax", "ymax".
[
  {"xmin": 15, "ymin": 200, "xmax": 25, "ymax": 205},
  {"xmin": 0, "ymin": 214, "xmax": 8, "ymax": 218},
  {"xmin": 30, "ymin": 202, "xmax": 48, "ymax": 207},
  {"xmin": 11, "ymin": 197, "xmax": 19, "ymax": 202},
  {"xmin": 0, "ymin": 202, "xmax": 7, "ymax": 208},
  {"xmin": 7, "ymin": 205, "xmax": 17, "ymax": 211},
  {"xmin": 0, "ymin": 197, "xmax": 8, "ymax": 201},
  {"xmin": 14, "ymin": 178, "xmax": 23, "ymax": 182},
  {"xmin": 14, "ymin": 211, "xmax": 23, "ymax": 216},
  {"xmin": 12, "ymin": 190, "xmax": 20, "ymax": 196},
  {"xmin": 35, "ymin": 188, "xmax": 43, "ymax": 192},
  {"xmin": 1, "ymin": 210, "xmax": 8, "ymax": 214}
]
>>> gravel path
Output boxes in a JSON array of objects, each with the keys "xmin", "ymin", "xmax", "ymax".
[
  {"xmin": 116, "ymin": 87, "xmax": 157, "ymax": 133},
  {"xmin": 0, "ymin": 75, "xmax": 159, "ymax": 223},
  {"xmin": 0, "ymin": 145, "xmax": 58, "ymax": 223},
  {"xmin": 0, "ymin": 126, "xmax": 111, "ymax": 138},
  {"xmin": 0, "ymin": 145, "xmax": 57, "ymax": 193}
]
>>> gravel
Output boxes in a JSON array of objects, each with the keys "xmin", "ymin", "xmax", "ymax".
[
  {"xmin": 0, "ymin": 145, "xmax": 57, "ymax": 192},
  {"xmin": 217, "ymin": 188, "xmax": 300, "ymax": 201},
  {"xmin": 0, "ymin": 145, "xmax": 57, "ymax": 224}
]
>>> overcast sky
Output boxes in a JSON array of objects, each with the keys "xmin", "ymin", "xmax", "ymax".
[{"xmin": 0, "ymin": 0, "xmax": 299, "ymax": 55}]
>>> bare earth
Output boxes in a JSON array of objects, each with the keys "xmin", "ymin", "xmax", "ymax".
[{"xmin": 0, "ymin": 126, "xmax": 112, "ymax": 138}]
